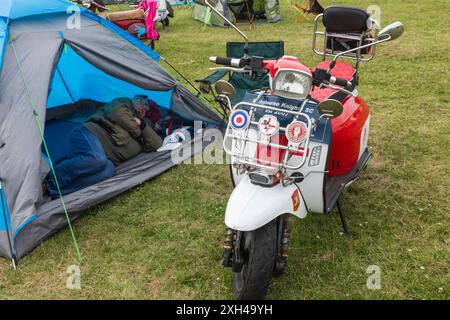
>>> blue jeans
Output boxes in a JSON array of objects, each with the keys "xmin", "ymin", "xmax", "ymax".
[
  {"xmin": 220, "ymin": 0, "xmax": 232, "ymax": 21},
  {"xmin": 49, "ymin": 126, "xmax": 116, "ymax": 196}
]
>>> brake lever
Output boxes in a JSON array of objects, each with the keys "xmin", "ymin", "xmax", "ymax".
[
  {"xmin": 320, "ymin": 82, "xmax": 357, "ymax": 97},
  {"xmin": 209, "ymin": 67, "xmax": 251, "ymax": 73}
]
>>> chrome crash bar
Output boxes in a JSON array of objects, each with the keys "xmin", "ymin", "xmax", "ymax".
[{"xmin": 223, "ymin": 101, "xmax": 313, "ymax": 172}]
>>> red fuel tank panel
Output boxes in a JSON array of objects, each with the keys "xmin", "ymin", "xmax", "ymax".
[{"xmin": 328, "ymin": 96, "xmax": 370, "ymax": 176}]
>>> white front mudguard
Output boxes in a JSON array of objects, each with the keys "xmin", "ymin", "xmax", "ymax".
[{"xmin": 225, "ymin": 175, "xmax": 308, "ymax": 231}]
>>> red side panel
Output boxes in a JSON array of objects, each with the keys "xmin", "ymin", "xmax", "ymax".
[{"xmin": 328, "ymin": 96, "xmax": 370, "ymax": 176}]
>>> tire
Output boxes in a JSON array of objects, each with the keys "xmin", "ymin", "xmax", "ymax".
[{"xmin": 232, "ymin": 220, "xmax": 277, "ymax": 300}]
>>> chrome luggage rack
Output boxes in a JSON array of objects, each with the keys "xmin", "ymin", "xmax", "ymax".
[
  {"xmin": 312, "ymin": 13, "xmax": 380, "ymax": 68},
  {"xmin": 223, "ymin": 101, "xmax": 313, "ymax": 172}
]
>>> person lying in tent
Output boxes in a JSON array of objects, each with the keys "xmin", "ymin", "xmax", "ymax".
[{"xmin": 47, "ymin": 96, "xmax": 163, "ymax": 197}]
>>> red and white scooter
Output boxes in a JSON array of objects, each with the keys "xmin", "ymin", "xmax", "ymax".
[{"xmin": 197, "ymin": 1, "xmax": 404, "ymax": 299}]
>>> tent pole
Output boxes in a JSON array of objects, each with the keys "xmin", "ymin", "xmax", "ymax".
[{"xmin": 56, "ymin": 66, "xmax": 76, "ymax": 105}]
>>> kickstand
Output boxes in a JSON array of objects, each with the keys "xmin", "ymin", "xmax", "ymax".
[{"xmin": 336, "ymin": 198, "xmax": 349, "ymax": 235}]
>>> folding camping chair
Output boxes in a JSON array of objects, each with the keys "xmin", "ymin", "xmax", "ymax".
[
  {"xmin": 196, "ymin": 41, "xmax": 284, "ymax": 118},
  {"xmin": 289, "ymin": 0, "xmax": 324, "ymax": 23}
]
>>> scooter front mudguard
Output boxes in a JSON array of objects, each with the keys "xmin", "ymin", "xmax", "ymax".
[{"xmin": 225, "ymin": 175, "xmax": 308, "ymax": 232}]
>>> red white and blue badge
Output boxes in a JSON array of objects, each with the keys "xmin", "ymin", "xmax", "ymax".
[{"xmin": 230, "ymin": 110, "xmax": 250, "ymax": 130}]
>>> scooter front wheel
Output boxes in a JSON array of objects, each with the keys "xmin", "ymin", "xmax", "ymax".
[{"xmin": 232, "ymin": 220, "xmax": 277, "ymax": 300}]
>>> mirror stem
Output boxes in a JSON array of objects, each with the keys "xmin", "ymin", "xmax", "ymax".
[
  {"xmin": 204, "ymin": 0, "xmax": 249, "ymax": 52},
  {"xmin": 327, "ymin": 35, "xmax": 391, "ymax": 72}
]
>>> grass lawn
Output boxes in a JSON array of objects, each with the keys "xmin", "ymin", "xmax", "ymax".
[{"xmin": 0, "ymin": 0, "xmax": 449, "ymax": 299}]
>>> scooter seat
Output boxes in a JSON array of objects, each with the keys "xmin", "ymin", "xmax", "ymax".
[
  {"xmin": 316, "ymin": 60, "xmax": 357, "ymax": 82},
  {"xmin": 311, "ymin": 60, "xmax": 357, "ymax": 101}
]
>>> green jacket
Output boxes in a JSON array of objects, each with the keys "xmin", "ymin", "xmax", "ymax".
[{"xmin": 84, "ymin": 98, "xmax": 163, "ymax": 165}]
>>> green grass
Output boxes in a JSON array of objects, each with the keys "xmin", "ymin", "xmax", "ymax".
[{"xmin": 0, "ymin": 0, "xmax": 449, "ymax": 299}]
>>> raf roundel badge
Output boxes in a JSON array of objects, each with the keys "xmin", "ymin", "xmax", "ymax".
[
  {"xmin": 258, "ymin": 115, "xmax": 279, "ymax": 137},
  {"xmin": 230, "ymin": 110, "xmax": 250, "ymax": 130},
  {"xmin": 286, "ymin": 121, "xmax": 308, "ymax": 143}
]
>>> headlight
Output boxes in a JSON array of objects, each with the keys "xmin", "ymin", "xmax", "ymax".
[{"xmin": 273, "ymin": 70, "xmax": 312, "ymax": 100}]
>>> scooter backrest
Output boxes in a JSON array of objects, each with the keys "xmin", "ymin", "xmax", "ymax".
[
  {"xmin": 312, "ymin": 5, "xmax": 377, "ymax": 65},
  {"xmin": 322, "ymin": 6, "xmax": 370, "ymax": 34}
]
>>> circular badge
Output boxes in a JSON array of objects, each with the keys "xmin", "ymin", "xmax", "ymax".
[
  {"xmin": 230, "ymin": 110, "xmax": 250, "ymax": 130},
  {"xmin": 286, "ymin": 121, "xmax": 308, "ymax": 143},
  {"xmin": 258, "ymin": 115, "xmax": 279, "ymax": 136}
]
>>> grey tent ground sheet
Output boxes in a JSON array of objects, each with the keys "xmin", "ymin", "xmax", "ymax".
[{"xmin": 14, "ymin": 135, "xmax": 207, "ymax": 259}]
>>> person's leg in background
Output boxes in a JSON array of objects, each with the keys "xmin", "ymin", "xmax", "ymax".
[
  {"xmin": 220, "ymin": 0, "xmax": 232, "ymax": 23},
  {"xmin": 48, "ymin": 126, "xmax": 116, "ymax": 196}
]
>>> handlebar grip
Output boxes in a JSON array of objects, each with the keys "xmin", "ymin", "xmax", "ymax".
[
  {"xmin": 329, "ymin": 76, "xmax": 352, "ymax": 88},
  {"xmin": 209, "ymin": 56, "xmax": 243, "ymax": 68}
]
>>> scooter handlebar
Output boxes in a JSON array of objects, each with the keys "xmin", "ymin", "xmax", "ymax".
[
  {"xmin": 329, "ymin": 76, "xmax": 352, "ymax": 88},
  {"xmin": 209, "ymin": 56, "xmax": 244, "ymax": 68},
  {"xmin": 313, "ymin": 68, "xmax": 353, "ymax": 89}
]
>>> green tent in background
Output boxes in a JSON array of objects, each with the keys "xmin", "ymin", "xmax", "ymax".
[
  {"xmin": 192, "ymin": 0, "xmax": 280, "ymax": 27},
  {"xmin": 192, "ymin": 1, "xmax": 228, "ymax": 27}
]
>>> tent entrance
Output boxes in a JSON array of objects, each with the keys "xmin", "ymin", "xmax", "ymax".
[{"xmin": 48, "ymin": 43, "xmax": 173, "ymax": 110}]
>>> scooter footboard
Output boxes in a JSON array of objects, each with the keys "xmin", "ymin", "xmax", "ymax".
[{"xmin": 225, "ymin": 175, "xmax": 308, "ymax": 231}]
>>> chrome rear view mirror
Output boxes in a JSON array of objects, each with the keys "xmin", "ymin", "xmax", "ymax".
[
  {"xmin": 378, "ymin": 22, "xmax": 404, "ymax": 41},
  {"xmin": 215, "ymin": 80, "xmax": 236, "ymax": 100},
  {"xmin": 318, "ymin": 99, "xmax": 344, "ymax": 119}
]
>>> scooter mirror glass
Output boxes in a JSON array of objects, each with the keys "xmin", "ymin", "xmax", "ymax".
[
  {"xmin": 215, "ymin": 80, "xmax": 236, "ymax": 100},
  {"xmin": 378, "ymin": 22, "xmax": 404, "ymax": 41},
  {"xmin": 318, "ymin": 99, "xmax": 344, "ymax": 119}
]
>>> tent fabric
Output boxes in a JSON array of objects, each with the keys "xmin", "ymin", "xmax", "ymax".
[
  {"xmin": 192, "ymin": 3, "xmax": 227, "ymax": 27},
  {"xmin": 192, "ymin": 0, "xmax": 281, "ymax": 26},
  {"xmin": 0, "ymin": 17, "xmax": 8, "ymax": 76},
  {"xmin": 47, "ymin": 42, "xmax": 173, "ymax": 109},
  {"xmin": 0, "ymin": 0, "xmax": 223, "ymax": 262},
  {"xmin": 0, "ymin": 0, "xmax": 73, "ymax": 20},
  {"xmin": 0, "ymin": 31, "xmax": 62, "ymax": 240}
]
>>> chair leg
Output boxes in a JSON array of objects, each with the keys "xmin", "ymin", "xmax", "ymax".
[{"xmin": 336, "ymin": 198, "xmax": 349, "ymax": 235}]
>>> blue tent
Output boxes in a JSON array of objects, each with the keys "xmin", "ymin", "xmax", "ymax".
[{"xmin": 0, "ymin": 0, "xmax": 222, "ymax": 264}]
